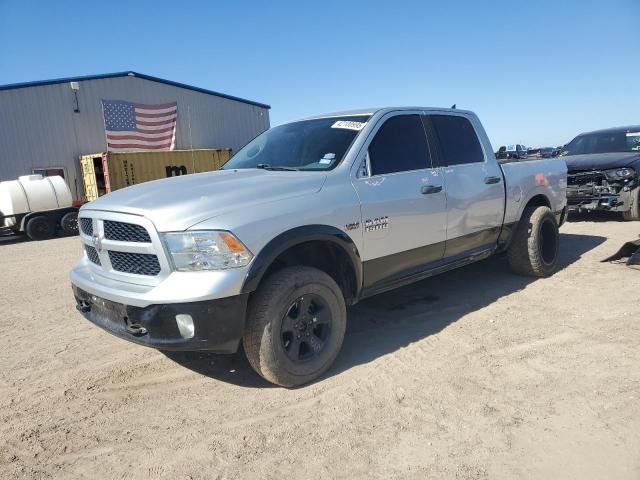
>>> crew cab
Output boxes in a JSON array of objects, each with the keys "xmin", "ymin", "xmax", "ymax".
[
  {"xmin": 71, "ymin": 107, "xmax": 567, "ymax": 387},
  {"xmin": 562, "ymin": 125, "xmax": 640, "ymax": 220}
]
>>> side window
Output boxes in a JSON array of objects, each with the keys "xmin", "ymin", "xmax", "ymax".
[
  {"xmin": 428, "ymin": 115, "xmax": 485, "ymax": 166},
  {"xmin": 368, "ymin": 115, "xmax": 431, "ymax": 175}
]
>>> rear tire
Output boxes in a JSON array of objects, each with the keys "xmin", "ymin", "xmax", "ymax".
[
  {"xmin": 622, "ymin": 188, "xmax": 640, "ymax": 221},
  {"xmin": 60, "ymin": 211, "xmax": 79, "ymax": 235},
  {"xmin": 507, "ymin": 206, "xmax": 559, "ymax": 277},
  {"xmin": 25, "ymin": 215, "xmax": 56, "ymax": 241},
  {"xmin": 243, "ymin": 266, "xmax": 346, "ymax": 387}
]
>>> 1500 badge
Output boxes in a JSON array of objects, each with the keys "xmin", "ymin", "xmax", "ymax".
[
  {"xmin": 364, "ymin": 216, "xmax": 389, "ymax": 232},
  {"xmin": 345, "ymin": 221, "xmax": 360, "ymax": 231}
]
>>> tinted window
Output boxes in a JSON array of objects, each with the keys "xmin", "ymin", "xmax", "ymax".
[
  {"xmin": 428, "ymin": 115, "xmax": 484, "ymax": 166},
  {"xmin": 562, "ymin": 129, "xmax": 640, "ymax": 155},
  {"xmin": 368, "ymin": 115, "xmax": 430, "ymax": 175}
]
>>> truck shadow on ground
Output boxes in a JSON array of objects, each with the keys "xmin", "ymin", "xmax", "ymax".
[
  {"xmin": 567, "ymin": 211, "xmax": 626, "ymax": 223},
  {"xmin": 0, "ymin": 232, "xmax": 74, "ymax": 246},
  {"xmin": 0, "ymin": 233, "xmax": 29, "ymax": 246},
  {"xmin": 164, "ymin": 232, "xmax": 606, "ymax": 388}
]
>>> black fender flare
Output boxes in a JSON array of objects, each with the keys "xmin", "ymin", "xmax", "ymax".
[{"xmin": 241, "ymin": 225, "xmax": 363, "ymax": 297}]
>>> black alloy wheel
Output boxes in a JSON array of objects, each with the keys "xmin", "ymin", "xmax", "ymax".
[{"xmin": 280, "ymin": 294, "xmax": 332, "ymax": 363}]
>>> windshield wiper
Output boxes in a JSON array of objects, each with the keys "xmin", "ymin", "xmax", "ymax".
[{"xmin": 255, "ymin": 164, "xmax": 298, "ymax": 171}]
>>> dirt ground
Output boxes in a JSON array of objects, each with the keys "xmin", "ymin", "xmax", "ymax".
[{"xmin": 1, "ymin": 215, "xmax": 639, "ymax": 479}]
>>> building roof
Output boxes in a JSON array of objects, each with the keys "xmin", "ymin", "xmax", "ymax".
[{"xmin": 0, "ymin": 71, "xmax": 270, "ymax": 109}]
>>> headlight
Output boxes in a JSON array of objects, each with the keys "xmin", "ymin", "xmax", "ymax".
[
  {"xmin": 604, "ymin": 167, "xmax": 635, "ymax": 180},
  {"xmin": 162, "ymin": 231, "xmax": 253, "ymax": 271}
]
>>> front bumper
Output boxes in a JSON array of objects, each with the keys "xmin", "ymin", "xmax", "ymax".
[
  {"xmin": 567, "ymin": 170, "xmax": 638, "ymax": 213},
  {"xmin": 72, "ymin": 285, "xmax": 248, "ymax": 353},
  {"xmin": 566, "ymin": 186, "xmax": 635, "ymax": 212},
  {"xmin": 70, "ymin": 258, "xmax": 249, "ymax": 308}
]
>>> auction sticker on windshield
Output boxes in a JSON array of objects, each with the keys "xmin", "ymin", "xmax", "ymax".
[{"xmin": 331, "ymin": 120, "xmax": 367, "ymax": 131}]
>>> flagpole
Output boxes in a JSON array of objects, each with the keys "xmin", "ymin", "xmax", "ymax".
[{"xmin": 100, "ymin": 99, "xmax": 109, "ymax": 152}]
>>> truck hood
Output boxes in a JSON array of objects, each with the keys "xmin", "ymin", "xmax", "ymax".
[
  {"xmin": 564, "ymin": 152, "xmax": 640, "ymax": 172},
  {"xmin": 82, "ymin": 169, "xmax": 327, "ymax": 231}
]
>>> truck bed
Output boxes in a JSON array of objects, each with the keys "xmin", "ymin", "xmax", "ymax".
[{"xmin": 499, "ymin": 158, "xmax": 567, "ymax": 225}]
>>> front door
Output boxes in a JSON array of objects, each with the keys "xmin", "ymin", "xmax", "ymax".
[{"xmin": 352, "ymin": 112, "xmax": 447, "ymax": 291}]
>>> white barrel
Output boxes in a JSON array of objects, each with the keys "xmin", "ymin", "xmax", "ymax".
[{"xmin": 0, "ymin": 175, "xmax": 72, "ymax": 227}]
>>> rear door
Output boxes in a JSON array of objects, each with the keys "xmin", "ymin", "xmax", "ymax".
[
  {"xmin": 423, "ymin": 113, "xmax": 505, "ymax": 258},
  {"xmin": 352, "ymin": 112, "xmax": 447, "ymax": 290}
]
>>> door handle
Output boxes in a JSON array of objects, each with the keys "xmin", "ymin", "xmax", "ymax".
[
  {"xmin": 484, "ymin": 176, "xmax": 502, "ymax": 184},
  {"xmin": 421, "ymin": 185, "xmax": 442, "ymax": 194}
]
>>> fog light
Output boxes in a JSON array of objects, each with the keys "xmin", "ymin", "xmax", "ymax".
[{"xmin": 175, "ymin": 314, "xmax": 195, "ymax": 339}]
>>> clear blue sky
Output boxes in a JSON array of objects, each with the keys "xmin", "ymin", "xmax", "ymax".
[{"xmin": 1, "ymin": 0, "xmax": 638, "ymax": 148}]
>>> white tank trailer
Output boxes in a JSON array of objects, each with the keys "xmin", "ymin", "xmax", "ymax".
[{"xmin": 0, "ymin": 175, "xmax": 79, "ymax": 240}]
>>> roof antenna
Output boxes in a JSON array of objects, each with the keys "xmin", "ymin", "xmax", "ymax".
[{"xmin": 451, "ymin": 104, "xmax": 456, "ymax": 109}]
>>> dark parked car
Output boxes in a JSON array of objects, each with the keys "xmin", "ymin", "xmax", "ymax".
[
  {"xmin": 527, "ymin": 147, "xmax": 554, "ymax": 158},
  {"xmin": 496, "ymin": 144, "xmax": 528, "ymax": 160},
  {"xmin": 562, "ymin": 125, "xmax": 640, "ymax": 220}
]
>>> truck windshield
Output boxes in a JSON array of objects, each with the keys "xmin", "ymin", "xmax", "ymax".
[
  {"xmin": 223, "ymin": 116, "xmax": 370, "ymax": 171},
  {"xmin": 562, "ymin": 129, "xmax": 640, "ymax": 155}
]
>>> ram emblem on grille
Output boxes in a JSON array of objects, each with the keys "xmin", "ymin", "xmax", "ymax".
[{"xmin": 91, "ymin": 233, "xmax": 104, "ymax": 254}]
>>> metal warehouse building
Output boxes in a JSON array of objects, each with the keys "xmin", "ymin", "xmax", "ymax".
[{"xmin": 0, "ymin": 71, "xmax": 270, "ymax": 199}]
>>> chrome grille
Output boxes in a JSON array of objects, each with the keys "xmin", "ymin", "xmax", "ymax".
[
  {"xmin": 85, "ymin": 245, "xmax": 101, "ymax": 265},
  {"xmin": 79, "ymin": 212, "xmax": 168, "ymax": 285},
  {"xmin": 80, "ymin": 218, "xmax": 93, "ymax": 236},
  {"xmin": 104, "ymin": 221, "xmax": 151, "ymax": 243},
  {"xmin": 108, "ymin": 251, "xmax": 161, "ymax": 276}
]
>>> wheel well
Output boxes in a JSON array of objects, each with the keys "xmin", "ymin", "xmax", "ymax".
[
  {"xmin": 260, "ymin": 241, "xmax": 359, "ymax": 305},
  {"xmin": 524, "ymin": 194, "xmax": 551, "ymax": 210},
  {"xmin": 499, "ymin": 193, "xmax": 553, "ymax": 252}
]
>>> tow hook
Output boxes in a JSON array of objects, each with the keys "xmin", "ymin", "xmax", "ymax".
[
  {"xmin": 124, "ymin": 316, "xmax": 148, "ymax": 336},
  {"xmin": 76, "ymin": 301, "xmax": 91, "ymax": 313}
]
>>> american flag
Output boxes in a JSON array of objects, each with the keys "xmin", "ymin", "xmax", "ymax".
[{"xmin": 101, "ymin": 100, "xmax": 177, "ymax": 152}]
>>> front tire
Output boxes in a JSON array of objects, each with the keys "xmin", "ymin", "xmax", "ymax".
[
  {"xmin": 622, "ymin": 188, "xmax": 640, "ymax": 221},
  {"xmin": 507, "ymin": 206, "xmax": 560, "ymax": 277},
  {"xmin": 243, "ymin": 266, "xmax": 346, "ymax": 387}
]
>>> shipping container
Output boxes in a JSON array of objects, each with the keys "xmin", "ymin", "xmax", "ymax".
[{"xmin": 80, "ymin": 149, "xmax": 231, "ymax": 201}]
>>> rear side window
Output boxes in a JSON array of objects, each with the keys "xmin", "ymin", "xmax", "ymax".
[
  {"xmin": 428, "ymin": 115, "xmax": 485, "ymax": 166},
  {"xmin": 368, "ymin": 115, "xmax": 431, "ymax": 175}
]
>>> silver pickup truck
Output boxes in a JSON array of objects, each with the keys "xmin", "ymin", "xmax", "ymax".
[{"xmin": 71, "ymin": 107, "xmax": 567, "ymax": 387}]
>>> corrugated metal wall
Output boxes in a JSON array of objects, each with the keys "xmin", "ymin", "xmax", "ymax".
[{"xmin": 0, "ymin": 75, "xmax": 270, "ymax": 198}]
